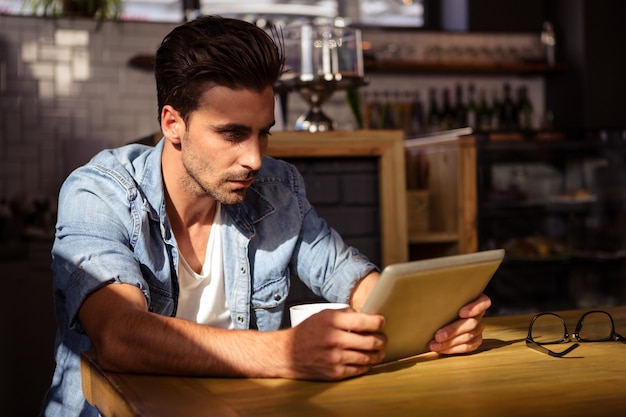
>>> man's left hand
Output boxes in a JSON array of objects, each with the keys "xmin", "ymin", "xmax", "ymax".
[{"xmin": 428, "ymin": 294, "xmax": 492, "ymax": 354}]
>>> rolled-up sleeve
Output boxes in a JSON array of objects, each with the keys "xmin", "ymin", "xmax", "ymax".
[{"xmin": 52, "ymin": 163, "xmax": 149, "ymax": 332}]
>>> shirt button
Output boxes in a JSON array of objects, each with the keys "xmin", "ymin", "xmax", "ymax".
[
  {"xmin": 274, "ymin": 294, "xmax": 282, "ymax": 301},
  {"xmin": 237, "ymin": 316, "xmax": 244, "ymax": 323},
  {"xmin": 240, "ymin": 267, "xmax": 246, "ymax": 274}
]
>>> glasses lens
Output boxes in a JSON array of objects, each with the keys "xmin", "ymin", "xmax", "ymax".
[
  {"xmin": 578, "ymin": 311, "xmax": 613, "ymax": 341},
  {"xmin": 530, "ymin": 313, "xmax": 566, "ymax": 344}
]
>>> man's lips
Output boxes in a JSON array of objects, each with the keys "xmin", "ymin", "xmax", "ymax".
[
  {"xmin": 228, "ymin": 170, "xmax": 258, "ymax": 188},
  {"xmin": 229, "ymin": 177, "xmax": 254, "ymax": 188}
]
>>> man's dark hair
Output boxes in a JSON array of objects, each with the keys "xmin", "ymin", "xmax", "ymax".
[{"xmin": 155, "ymin": 15, "xmax": 285, "ymax": 124}]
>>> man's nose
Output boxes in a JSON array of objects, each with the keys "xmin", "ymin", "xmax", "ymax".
[{"xmin": 240, "ymin": 138, "xmax": 264, "ymax": 171}]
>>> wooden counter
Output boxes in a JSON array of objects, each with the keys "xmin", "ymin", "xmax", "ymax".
[{"xmin": 82, "ymin": 306, "xmax": 626, "ymax": 417}]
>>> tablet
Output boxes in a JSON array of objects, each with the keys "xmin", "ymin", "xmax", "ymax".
[{"xmin": 361, "ymin": 249, "xmax": 505, "ymax": 363}]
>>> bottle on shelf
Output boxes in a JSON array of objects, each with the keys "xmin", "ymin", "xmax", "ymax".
[
  {"xmin": 477, "ymin": 89, "xmax": 491, "ymax": 132},
  {"xmin": 390, "ymin": 90, "xmax": 414, "ymax": 136},
  {"xmin": 397, "ymin": 91, "xmax": 413, "ymax": 136},
  {"xmin": 466, "ymin": 83, "xmax": 478, "ymax": 130},
  {"xmin": 454, "ymin": 83, "xmax": 468, "ymax": 128},
  {"xmin": 440, "ymin": 87, "xmax": 455, "ymax": 130},
  {"xmin": 426, "ymin": 87, "xmax": 441, "ymax": 133},
  {"xmin": 363, "ymin": 91, "xmax": 383, "ymax": 130},
  {"xmin": 516, "ymin": 85, "xmax": 533, "ymax": 130},
  {"xmin": 499, "ymin": 82, "xmax": 518, "ymax": 130},
  {"xmin": 490, "ymin": 88, "xmax": 501, "ymax": 131},
  {"xmin": 380, "ymin": 91, "xmax": 394, "ymax": 129},
  {"xmin": 410, "ymin": 90, "xmax": 425, "ymax": 136}
]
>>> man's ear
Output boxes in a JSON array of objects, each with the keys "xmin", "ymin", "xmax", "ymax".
[{"xmin": 161, "ymin": 105, "xmax": 185, "ymax": 145}]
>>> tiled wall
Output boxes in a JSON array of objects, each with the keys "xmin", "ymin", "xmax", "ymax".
[
  {"xmin": 0, "ymin": 14, "xmax": 545, "ymax": 211},
  {"xmin": 0, "ymin": 15, "xmax": 175, "ymax": 203}
]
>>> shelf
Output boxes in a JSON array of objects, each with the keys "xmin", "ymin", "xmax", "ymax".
[
  {"xmin": 477, "ymin": 138, "xmax": 604, "ymax": 151},
  {"xmin": 479, "ymin": 199, "xmax": 547, "ymax": 211},
  {"xmin": 503, "ymin": 251, "xmax": 626, "ymax": 264},
  {"xmin": 408, "ymin": 232, "xmax": 460, "ymax": 244},
  {"xmin": 475, "ymin": 132, "xmax": 615, "ymax": 166},
  {"xmin": 131, "ymin": 54, "xmax": 567, "ymax": 76},
  {"xmin": 364, "ymin": 59, "xmax": 568, "ymax": 75}
]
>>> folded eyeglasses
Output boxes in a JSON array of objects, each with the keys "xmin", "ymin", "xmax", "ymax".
[{"xmin": 526, "ymin": 310, "xmax": 626, "ymax": 357}]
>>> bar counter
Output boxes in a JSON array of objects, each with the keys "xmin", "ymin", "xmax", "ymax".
[{"xmin": 81, "ymin": 306, "xmax": 626, "ymax": 417}]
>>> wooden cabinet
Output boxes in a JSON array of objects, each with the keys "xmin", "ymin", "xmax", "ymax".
[{"xmin": 404, "ymin": 134, "xmax": 478, "ymax": 260}]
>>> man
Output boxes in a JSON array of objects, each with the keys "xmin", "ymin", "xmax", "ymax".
[{"xmin": 40, "ymin": 16, "xmax": 490, "ymax": 416}]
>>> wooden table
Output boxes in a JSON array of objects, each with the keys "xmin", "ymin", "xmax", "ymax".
[{"xmin": 81, "ymin": 306, "xmax": 626, "ymax": 417}]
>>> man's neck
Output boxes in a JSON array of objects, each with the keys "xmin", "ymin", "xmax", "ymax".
[
  {"xmin": 162, "ymin": 142, "xmax": 218, "ymax": 272},
  {"xmin": 165, "ymin": 189, "xmax": 218, "ymax": 274}
]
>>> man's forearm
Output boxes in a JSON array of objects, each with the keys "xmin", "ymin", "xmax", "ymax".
[
  {"xmin": 96, "ymin": 310, "xmax": 291, "ymax": 377},
  {"xmin": 80, "ymin": 283, "xmax": 292, "ymax": 378}
]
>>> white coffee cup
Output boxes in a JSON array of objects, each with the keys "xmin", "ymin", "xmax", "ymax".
[{"xmin": 289, "ymin": 302, "xmax": 350, "ymax": 327}]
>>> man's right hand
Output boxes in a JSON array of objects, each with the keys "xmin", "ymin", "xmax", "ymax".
[{"xmin": 282, "ymin": 308, "xmax": 387, "ymax": 380}]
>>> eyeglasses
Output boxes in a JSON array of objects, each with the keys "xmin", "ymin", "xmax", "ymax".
[{"xmin": 526, "ymin": 310, "xmax": 626, "ymax": 357}]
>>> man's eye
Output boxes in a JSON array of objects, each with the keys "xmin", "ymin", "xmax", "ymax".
[{"xmin": 223, "ymin": 132, "xmax": 247, "ymax": 142}]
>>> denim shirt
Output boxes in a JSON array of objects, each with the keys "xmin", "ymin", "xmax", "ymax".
[{"xmin": 40, "ymin": 139, "xmax": 377, "ymax": 416}]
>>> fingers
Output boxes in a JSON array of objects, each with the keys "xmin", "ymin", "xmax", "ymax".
[
  {"xmin": 315, "ymin": 309, "xmax": 387, "ymax": 354},
  {"xmin": 325, "ymin": 342, "xmax": 387, "ymax": 368},
  {"xmin": 431, "ymin": 333, "xmax": 484, "ymax": 355},
  {"xmin": 316, "ymin": 349, "xmax": 386, "ymax": 380},
  {"xmin": 459, "ymin": 293, "xmax": 492, "ymax": 318},
  {"xmin": 313, "ymin": 362, "xmax": 378, "ymax": 381},
  {"xmin": 430, "ymin": 317, "xmax": 485, "ymax": 353},
  {"xmin": 429, "ymin": 294, "xmax": 491, "ymax": 354},
  {"xmin": 340, "ymin": 330, "xmax": 387, "ymax": 353},
  {"xmin": 309, "ymin": 336, "xmax": 386, "ymax": 381},
  {"xmin": 325, "ymin": 308, "xmax": 386, "ymax": 334}
]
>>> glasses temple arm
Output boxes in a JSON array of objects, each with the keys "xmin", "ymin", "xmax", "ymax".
[{"xmin": 526, "ymin": 339, "xmax": 580, "ymax": 357}]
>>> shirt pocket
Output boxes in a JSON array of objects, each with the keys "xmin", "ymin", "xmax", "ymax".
[
  {"xmin": 251, "ymin": 268, "xmax": 290, "ymax": 311},
  {"xmin": 147, "ymin": 282, "xmax": 176, "ymax": 316}
]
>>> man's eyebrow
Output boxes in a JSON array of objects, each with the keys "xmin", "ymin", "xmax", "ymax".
[
  {"xmin": 212, "ymin": 123, "xmax": 251, "ymax": 132},
  {"xmin": 211, "ymin": 121, "xmax": 275, "ymax": 132}
]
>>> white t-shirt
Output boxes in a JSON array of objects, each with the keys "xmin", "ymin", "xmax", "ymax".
[{"xmin": 175, "ymin": 203, "xmax": 233, "ymax": 329}]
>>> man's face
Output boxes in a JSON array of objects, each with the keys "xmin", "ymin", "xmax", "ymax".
[{"xmin": 178, "ymin": 85, "xmax": 276, "ymax": 205}]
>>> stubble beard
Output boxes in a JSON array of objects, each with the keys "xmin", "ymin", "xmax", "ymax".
[
  {"xmin": 182, "ymin": 171, "xmax": 249, "ymax": 205},
  {"xmin": 180, "ymin": 134, "xmax": 258, "ymax": 205}
]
